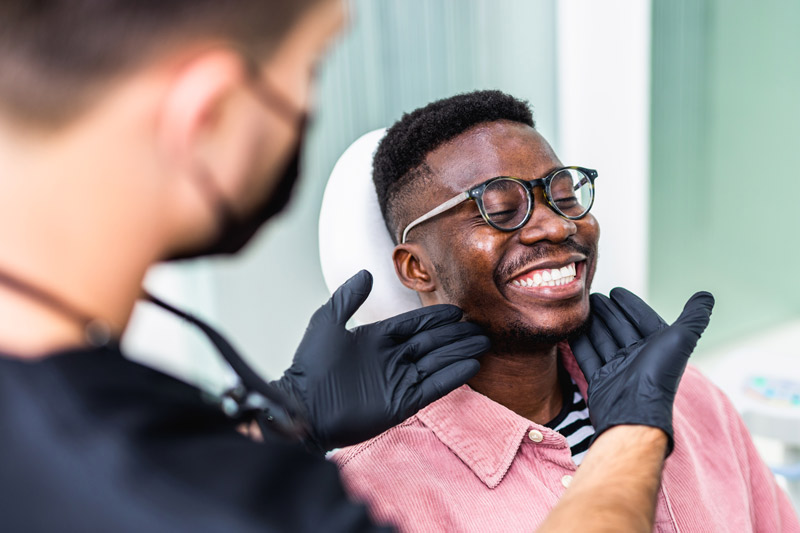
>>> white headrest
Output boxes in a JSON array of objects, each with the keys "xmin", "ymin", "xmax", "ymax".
[{"xmin": 318, "ymin": 129, "xmax": 422, "ymax": 324}]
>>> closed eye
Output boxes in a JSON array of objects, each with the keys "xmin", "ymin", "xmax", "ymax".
[
  {"xmin": 486, "ymin": 208, "xmax": 518, "ymax": 223},
  {"xmin": 554, "ymin": 197, "xmax": 578, "ymax": 208},
  {"xmin": 486, "ymin": 208, "xmax": 517, "ymax": 217}
]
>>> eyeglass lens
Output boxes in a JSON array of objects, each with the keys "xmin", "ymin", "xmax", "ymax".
[
  {"xmin": 548, "ymin": 168, "xmax": 593, "ymax": 217},
  {"xmin": 481, "ymin": 169, "xmax": 593, "ymax": 229}
]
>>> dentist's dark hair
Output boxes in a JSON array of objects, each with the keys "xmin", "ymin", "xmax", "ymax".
[{"xmin": 0, "ymin": 0, "xmax": 323, "ymax": 127}]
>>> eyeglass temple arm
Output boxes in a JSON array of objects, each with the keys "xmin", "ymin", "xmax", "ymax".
[{"xmin": 401, "ymin": 191, "xmax": 470, "ymax": 244}]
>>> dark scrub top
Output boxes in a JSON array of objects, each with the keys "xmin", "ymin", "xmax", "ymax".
[{"xmin": 0, "ymin": 346, "xmax": 391, "ymax": 532}]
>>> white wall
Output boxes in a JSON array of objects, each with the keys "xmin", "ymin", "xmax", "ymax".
[{"xmin": 555, "ymin": 0, "xmax": 652, "ymax": 298}]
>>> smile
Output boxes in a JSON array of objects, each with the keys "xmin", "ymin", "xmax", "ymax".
[{"xmin": 511, "ymin": 262, "xmax": 577, "ymax": 288}]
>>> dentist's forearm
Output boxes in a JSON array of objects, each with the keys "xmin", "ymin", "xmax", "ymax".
[{"xmin": 536, "ymin": 425, "xmax": 668, "ymax": 533}]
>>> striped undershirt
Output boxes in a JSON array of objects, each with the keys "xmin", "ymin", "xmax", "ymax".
[{"xmin": 544, "ymin": 367, "xmax": 595, "ymax": 466}]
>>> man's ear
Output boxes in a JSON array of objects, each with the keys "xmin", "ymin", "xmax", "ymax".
[
  {"xmin": 156, "ymin": 49, "xmax": 248, "ymax": 176},
  {"xmin": 393, "ymin": 243, "xmax": 437, "ymax": 293}
]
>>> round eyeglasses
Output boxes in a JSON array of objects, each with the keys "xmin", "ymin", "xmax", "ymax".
[{"xmin": 401, "ymin": 166, "xmax": 598, "ymax": 243}]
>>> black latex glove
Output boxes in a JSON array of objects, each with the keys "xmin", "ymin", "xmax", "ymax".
[
  {"xmin": 274, "ymin": 270, "xmax": 490, "ymax": 452},
  {"xmin": 569, "ymin": 288, "xmax": 714, "ymax": 455}
]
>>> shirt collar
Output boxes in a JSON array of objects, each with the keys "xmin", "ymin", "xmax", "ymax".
[
  {"xmin": 559, "ymin": 341, "xmax": 589, "ymax": 400},
  {"xmin": 415, "ymin": 342, "xmax": 588, "ymax": 488}
]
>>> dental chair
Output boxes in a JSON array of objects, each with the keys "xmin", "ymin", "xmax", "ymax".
[{"xmin": 318, "ymin": 128, "xmax": 421, "ymax": 324}]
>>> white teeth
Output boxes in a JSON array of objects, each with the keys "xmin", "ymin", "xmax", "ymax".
[{"xmin": 512, "ymin": 262, "xmax": 579, "ymax": 289}]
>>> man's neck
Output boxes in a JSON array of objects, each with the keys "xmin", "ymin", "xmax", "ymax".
[
  {"xmin": 0, "ymin": 121, "xmax": 167, "ymax": 358},
  {"xmin": 467, "ymin": 343, "xmax": 563, "ymax": 425}
]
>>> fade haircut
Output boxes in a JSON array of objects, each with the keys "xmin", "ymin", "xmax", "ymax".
[
  {"xmin": 373, "ymin": 90, "xmax": 535, "ymax": 243},
  {"xmin": 0, "ymin": 0, "xmax": 321, "ymax": 127}
]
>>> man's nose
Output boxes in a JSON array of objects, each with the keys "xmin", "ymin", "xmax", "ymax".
[{"xmin": 517, "ymin": 188, "xmax": 577, "ymax": 244}]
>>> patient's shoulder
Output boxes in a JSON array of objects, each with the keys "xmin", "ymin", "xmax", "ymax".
[
  {"xmin": 332, "ymin": 415, "xmax": 475, "ymax": 530},
  {"xmin": 673, "ymin": 363, "xmax": 744, "ymax": 438},
  {"xmin": 333, "ymin": 415, "xmax": 435, "ymax": 471},
  {"xmin": 676, "ymin": 363, "xmax": 732, "ymax": 407}
]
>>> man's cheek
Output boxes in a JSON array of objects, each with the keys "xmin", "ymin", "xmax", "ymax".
[{"xmin": 582, "ymin": 244, "xmax": 599, "ymax": 292}]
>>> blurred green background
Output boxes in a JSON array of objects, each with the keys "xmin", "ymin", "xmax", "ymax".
[{"xmin": 650, "ymin": 0, "xmax": 800, "ymax": 349}]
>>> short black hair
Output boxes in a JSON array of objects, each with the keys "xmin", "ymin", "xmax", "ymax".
[
  {"xmin": 373, "ymin": 89, "xmax": 535, "ymax": 243},
  {"xmin": 0, "ymin": 0, "xmax": 321, "ymax": 126}
]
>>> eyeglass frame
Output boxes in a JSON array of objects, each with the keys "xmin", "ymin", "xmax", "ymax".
[{"xmin": 400, "ymin": 166, "xmax": 598, "ymax": 244}]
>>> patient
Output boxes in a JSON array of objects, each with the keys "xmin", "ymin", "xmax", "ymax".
[{"xmin": 333, "ymin": 90, "xmax": 799, "ymax": 532}]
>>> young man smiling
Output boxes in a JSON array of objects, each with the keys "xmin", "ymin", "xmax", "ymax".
[{"xmin": 333, "ymin": 90, "xmax": 799, "ymax": 532}]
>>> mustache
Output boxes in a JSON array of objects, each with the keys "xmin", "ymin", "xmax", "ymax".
[{"xmin": 495, "ymin": 238, "xmax": 594, "ymax": 282}]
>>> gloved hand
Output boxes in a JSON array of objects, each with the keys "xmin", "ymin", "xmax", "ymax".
[
  {"xmin": 274, "ymin": 270, "xmax": 490, "ymax": 452},
  {"xmin": 569, "ymin": 288, "xmax": 714, "ymax": 455}
]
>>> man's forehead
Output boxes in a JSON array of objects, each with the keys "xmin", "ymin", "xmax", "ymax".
[{"xmin": 424, "ymin": 120, "xmax": 560, "ymax": 193}]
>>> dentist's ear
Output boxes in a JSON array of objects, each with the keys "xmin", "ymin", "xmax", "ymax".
[
  {"xmin": 153, "ymin": 48, "xmax": 253, "ymax": 249},
  {"xmin": 393, "ymin": 244, "xmax": 437, "ymax": 293},
  {"xmin": 157, "ymin": 49, "xmax": 248, "ymax": 170}
]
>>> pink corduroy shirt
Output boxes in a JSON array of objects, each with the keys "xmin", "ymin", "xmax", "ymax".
[{"xmin": 334, "ymin": 343, "xmax": 799, "ymax": 533}]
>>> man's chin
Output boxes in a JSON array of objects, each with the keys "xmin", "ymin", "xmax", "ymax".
[{"xmin": 481, "ymin": 316, "xmax": 591, "ymax": 355}]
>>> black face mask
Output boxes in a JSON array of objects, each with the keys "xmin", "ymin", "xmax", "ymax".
[{"xmin": 169, "ymin": 114, "xmax": 309, "ymax": 260}]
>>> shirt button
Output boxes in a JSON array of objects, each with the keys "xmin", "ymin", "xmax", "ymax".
[
  {"xmin": 561, "ymin": 474, "xmax": 573, "ymax": 488},
  {"xmin": 528, "ymin": 429, "xmax": 544, "ymax": 443}
]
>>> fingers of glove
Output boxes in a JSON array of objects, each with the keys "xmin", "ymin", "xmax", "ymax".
[
  {"xmin": 402, "ymin": 321, "xmax": 486, "ymax": 361},
  {"xmin": 569, "ymin": 334, "xmax": 603, "ymax": 379},
  {"xmin": 673, "ymin": 291, "xmax": 715, "ymax": 337},
  {"xmin": 587, "ymin": 295, "xmax": 624, "ymax": 362},
  {"xmin": 609, "ymin": 287, "xmax": 667, "ymax": 337},
  {"xmin": 376, "ymin": 304, "xmax": 463, "ymax": 338},
  {"xmin": 316, "ymin": 270, "xmax": 373, "ymax": 326},
  {"xmin": 412, "ymin": 359, "xmax": 481, "ymax": 414},
  {"xmin": 414, "ymin": 335, "xmax": 491, "ymax": 379},
  {"xmin": 590, "ymin": 293, "xmax": 641, "ymax": 347}
]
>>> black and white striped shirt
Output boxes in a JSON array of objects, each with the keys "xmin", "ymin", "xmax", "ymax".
[{"xmin": 545, "ymin": 369, "xmax": 595, "ymax": 466}]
